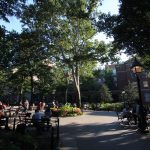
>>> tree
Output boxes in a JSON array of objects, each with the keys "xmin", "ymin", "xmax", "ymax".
[
  {"xmin": 123, "ymin": 81, "xmax": 138, "ymax": 104},
  {"xmin": 19, "ymin": 0, "xmax": 116, "ymax": 107},
  {"xmin": 0, "ymin": 0, "xmax": 27, "ymax": 100},
  {"xmin": 0, "ymin": 29, "xmax": 57, "ymax": 103},
  {"xmin": 100, "ymin": 84, "xmax": 113, "ymax": 103},
  {"xmin": 97, "ymin": 0, "xmax": 150, "ymax": 64},
  {"xmin": 0, "ymin": 0, "xmax": 26, "ymax": 22}
]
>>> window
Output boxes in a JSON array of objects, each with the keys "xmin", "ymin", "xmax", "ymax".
[
  {"xmin": 144, "ymin": 93, "xmax": 150, "ymax": 103},
  {"xmin": 143, "ymin": 81, "xmax": 149, "ymax": 87}
]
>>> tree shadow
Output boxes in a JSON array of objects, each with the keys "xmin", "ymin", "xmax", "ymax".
[{"xmin": 59, "ymin": 120, "xmax": 150, "ymax": 150}]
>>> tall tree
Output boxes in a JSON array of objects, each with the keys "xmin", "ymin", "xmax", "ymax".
[
  {"xmin": 97, "ymin": 0, "xmax": 150, "ymax": 64},
  {"xmin": 20, "ymin": 0, "xmax": 116, "ymax": 107}
]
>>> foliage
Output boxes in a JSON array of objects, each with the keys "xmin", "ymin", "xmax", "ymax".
[
  {"xmin": 99, "ymin": 84, "xmax": 113, "ymax": 102},
  {"xmin": 97, "ymin": 0, "xmax": 150, "ymax": 65},
  {"xmin": 51, "ymin": 103, "xmax": 82, "ymax": 117},
  {"xmin": 19, "ymin": 0, "xmax": 116, "ymax": 108},
  {"xmin": 103, "ymin": 68, "xmax": 115, "ymax": 90},
  {"xmin": 83, "ymin": 102, "xmax": 124, "ymax": 111},
  {"xmin": 60, "ymin": 103, "xmax": 82, "ymax": 116},
  {"xmin": 0, "ymin": 0, "xmax": 26, "ymax": 22},
  {"xmin": 122, "ymin": 81, "xmax": 138, "ymax": 104},
  {"xmin": 94, "ymin": 68, "xmax": 115, "ymax": 90},
  {"xmin": 0, "ymin": 0, "xmax": 121, "ymax": 105},
  {"xmin": 0, "ymin": 132, "xmax": 37, "ymax": 150},
  {"xmin": 100, "ymin": 102, "xmax": 124, "ymax": 111}
]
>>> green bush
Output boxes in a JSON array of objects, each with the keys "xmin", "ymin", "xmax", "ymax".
[
  {"xmin": 100, "ymin": 102, "xmax": 124, "ymax": 111},
  {"xmin": 0, "ymin": 132, "xmax": 37, "ymax": 150}
]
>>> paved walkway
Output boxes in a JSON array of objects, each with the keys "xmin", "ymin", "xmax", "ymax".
[{"xmin": 58, "ymin": 110, "xmax": 150, "ymax": 150}]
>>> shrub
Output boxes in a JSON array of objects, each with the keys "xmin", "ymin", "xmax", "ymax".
[
  {"xmin": 0, "ymin": 132, "xmax": 37, "ymax": 150},
  {"xmin": 100, "ymin": 102, "xmax": 124, "ymax": 111},
  {"xmin": 51, "ymin": 103, "xmax": 83, "ymax": 117}
]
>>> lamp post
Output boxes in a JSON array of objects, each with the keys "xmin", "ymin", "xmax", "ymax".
[
  {"xmin": 122, "ymin": 91, "xmax": 126, "ymax": 107},
  {"xmin": 131, "ymin": 57, "xmax": 147, "ymax": 132}
]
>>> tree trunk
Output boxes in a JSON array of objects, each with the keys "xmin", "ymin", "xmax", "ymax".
[
  {"xmin": 30, "ymin": 72, "xmax": 34, "ymax": 103},
  {"xmin": 65, "ymin": 77, "xmax": 69, "ymax": 104},
  {"xmin": 75, "ymin": 84, "xmax": 81, "ymax": 108},
  {"xmin": 72, "ymin": 64, "xmax": 81, "ymax": 108}
]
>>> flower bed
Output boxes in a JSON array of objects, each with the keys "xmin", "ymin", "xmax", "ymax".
[{"xmin": 51, "ymin": 103, "xmax": 83, "ymax": 117}]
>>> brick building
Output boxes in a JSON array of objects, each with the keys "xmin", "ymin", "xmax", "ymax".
[{"xmin": 106, "ymin": 60, "xmax": 150, "ymax": 104}]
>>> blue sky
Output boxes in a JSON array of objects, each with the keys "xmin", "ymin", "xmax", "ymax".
[
  {"xmin": 0, "ymin": 0, "xmax": 119, "ymax": 33},
  {"xmin": 100, "ymin": 0, "xmax": 119, "ymax": 14}
]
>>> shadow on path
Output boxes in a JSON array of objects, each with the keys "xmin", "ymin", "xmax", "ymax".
[
  {"xmin": 83, "ymin": 110, "xmax": 117, "ymax": 117},
  {"xmin": 59, "ymin": 111, "xmax": 150, "ymax": 150}
]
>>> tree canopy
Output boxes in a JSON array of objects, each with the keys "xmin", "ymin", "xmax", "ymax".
[
  {"xmin": 0, "ymin": 0, "xmax": 26, "ymax": 22},
  {"xmin": 0, "ymin": 0, "xmax": 120, "ymax": 106},
  {"xmin": 97, "ymin": 0, "xmax": 150, "ymax": 61}
]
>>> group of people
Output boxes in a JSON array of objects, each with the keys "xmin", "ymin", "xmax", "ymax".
[
  {"xmin": 32, "ymin": 101, "xmax": 52, "ymax": 119},
  {"xmin": 19, "ymin": 99, "xmax": 52, "ymax": 120}
]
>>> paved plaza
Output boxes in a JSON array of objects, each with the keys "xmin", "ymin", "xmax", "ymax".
[{"xmin": 58, "ymin": 110, "xmax": 150, "ymax": 150}]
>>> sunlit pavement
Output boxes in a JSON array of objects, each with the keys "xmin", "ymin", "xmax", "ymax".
[{"xmin": 58, "ymin": 110, "xmax": 150, "ymax": 150}]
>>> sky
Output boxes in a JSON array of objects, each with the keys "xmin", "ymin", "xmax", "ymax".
[
  {"xmin": 92, "ymin": 0, "xmax": 119, "ymax": 45},
  {"xmin": 0, "ymin": 0, "xmax": 128, "ymax": 61},
  {"xmin": 95, "ymin": 0, "xmax": 119, "ymax": 43},
  {"xmin": 97, "ymin": 0, "xmax": 129, "ymax": 62},
  {"xmin": 0, "ymin": 0, "xmax": 120, "ymax": 33}
]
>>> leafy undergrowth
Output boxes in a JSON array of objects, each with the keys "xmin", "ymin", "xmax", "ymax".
[{"xmin": 0, "ymin": 128, "xmax": 58, "ymax": 150}]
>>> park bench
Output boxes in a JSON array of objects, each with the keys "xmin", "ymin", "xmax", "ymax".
[{"xmin": 13, "ymin": 116, "xmax": 59, "ymax": 149}]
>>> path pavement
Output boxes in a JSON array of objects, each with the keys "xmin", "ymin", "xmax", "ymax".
[{"xmin": 58, "ymin": 110, "xmax": 150, "ymax": 150}]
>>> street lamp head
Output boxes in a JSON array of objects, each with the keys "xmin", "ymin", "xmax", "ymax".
[
  {"xmin": 122, "ymin": 91, "xmax": 125, "ymax": 94},
  {"xmin": 131, "ymin": 57, "xmax": 143, "ymax": 73}
]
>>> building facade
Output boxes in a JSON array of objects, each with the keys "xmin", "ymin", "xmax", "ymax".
[{"xmin": 106, "ymin": 60, "xmax": 150, "ymax": 104}]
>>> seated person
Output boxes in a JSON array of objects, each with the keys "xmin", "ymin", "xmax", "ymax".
[
  {"xmin": 120, "ymin": 107, "xmax": 131, "ymax": 118},
  {"xmin": 32, "ymin": 109, "xmax": 49, "ymax": 132},
  {"xmin": 44, "ymin": 106, "xmax": 52, "ymax": 118},
  {"xmin": 32, "ymin": 109, "xmax": 45, "ymax": 120}
]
